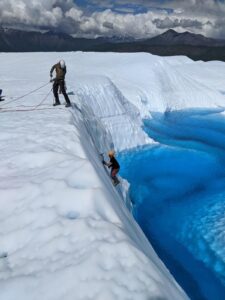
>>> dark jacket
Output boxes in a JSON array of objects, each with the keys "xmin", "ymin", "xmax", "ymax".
[
  {"xmin": 50, "ymin": 63, "xmax": 67, "ymax": 80},
  {"xmin": 108, "ymin": 157, "xmax": 120, "ymax": 169}
]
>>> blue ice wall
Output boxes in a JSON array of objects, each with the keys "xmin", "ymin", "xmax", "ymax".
[{"xmin": 119, "ymin": 108, "xmax": 225, "ymax": 300}]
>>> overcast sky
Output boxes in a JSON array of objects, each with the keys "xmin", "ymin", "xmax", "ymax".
[{"xmin": 1, "ymin": 0, "xmax": 225, "ymax": 39}]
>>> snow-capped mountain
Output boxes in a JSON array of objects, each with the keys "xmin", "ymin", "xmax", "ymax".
[
  {"xmin": 145, "ymin": 29, "xmax": 225, "ymax": 46},
  {"xmin": 1, "ymin": 27, "xmax": 225, "ymax": 61}
]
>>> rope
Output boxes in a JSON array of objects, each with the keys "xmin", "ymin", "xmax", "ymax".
[
  {"xmin": 0, "ymin": 82, "xmax": 50, "ymax": 107},
  {"xmin": 0, "ymin": 107, "xmax": 63, "ymax": 113},
  {"xmin": 68, "ymin": 104, "xmax": 107, "ymax": 167},
  {"xmin": 34, "ymin": 88, "xmax": 52, "ymax": 109},
  {"xmin": 0, "ymin": 88, "xmax": 53, "ymax": 113}
]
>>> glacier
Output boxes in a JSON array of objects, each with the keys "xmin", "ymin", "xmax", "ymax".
[{"xmin": 0, "ymin": 51, "xmax": 225, "ymax": 300}]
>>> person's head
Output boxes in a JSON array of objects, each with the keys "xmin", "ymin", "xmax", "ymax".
[
  {"xmin": 59, "ymin": 59, "xmax": 66, "ymax": 69},
  {"xmin": 108, "ymin": 150, "xmax": 115, "ymax": 158}
]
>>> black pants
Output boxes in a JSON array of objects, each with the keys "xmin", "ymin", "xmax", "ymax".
[{"xmin": 53, "ymin": 80, "xmax": 71, "ymax": 104}]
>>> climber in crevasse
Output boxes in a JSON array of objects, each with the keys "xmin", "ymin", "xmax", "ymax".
[{"xmin": 102, "ymin": 150, "xmax": 120, "ymax": 186}]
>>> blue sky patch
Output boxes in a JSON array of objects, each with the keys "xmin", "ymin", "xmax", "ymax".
[{"xmin": 74, "ymin": 0, "xmax": 173, "ymax": 14}]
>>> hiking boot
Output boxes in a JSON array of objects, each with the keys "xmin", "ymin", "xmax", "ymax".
[
  {"xmin": 65, "ymin": 103, "xmax": 71, "ymax": 107},
  {"xmin": 53, "ymin": 102, "xmax": 61, "ymax": 106},
  {"xmin": 113, "ymin": 179, "xmax": 120, "ymax": 186}
]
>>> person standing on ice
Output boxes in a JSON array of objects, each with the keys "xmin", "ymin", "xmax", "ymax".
[
  {"xmin": 102, "ymin": 150, "xmax": 120, "ymax": 186},
  {"xmin": 50, "ymin": 60, "xmax": 71, "ymax": 107}
]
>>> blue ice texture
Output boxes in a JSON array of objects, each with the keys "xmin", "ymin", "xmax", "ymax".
[{"xmin": 119, "ymin": 108, "xmax": 225, "ymax": 300}]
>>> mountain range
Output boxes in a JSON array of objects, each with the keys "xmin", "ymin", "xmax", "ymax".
[{"xmin": 1, "ymin": 27, "xmax": 225, "ymax": 61}]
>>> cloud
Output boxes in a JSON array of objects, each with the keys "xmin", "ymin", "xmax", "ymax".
[
  {"xmin": 0, "ymin": 0, "xmax": 225, "ymax": 39},
  {"xmin": 0, "ymin": 0, "xmax": 82, "ymax": 32},
  {"xmin": 103, "ymin": 21, "xmax": 114, "ymax": 30},
  {"xmin": 153, "ymin": 17, "xmax": 204, "ymax": 30},
  {"xmin": 78, "ymin": 9, "xmax": 165, "ymax": 38}
]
